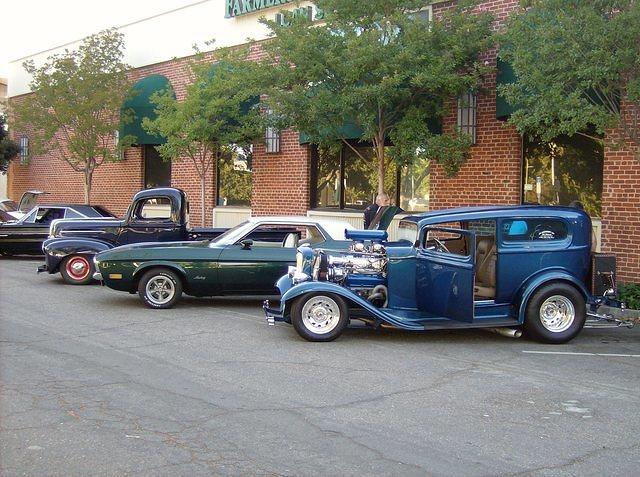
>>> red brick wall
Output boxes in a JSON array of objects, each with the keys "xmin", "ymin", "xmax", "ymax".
[
  {"xmin": 601, "ymin": 100, "xmax": 640, "ymax": 283},
  {"xmin": 429, "ymin": 0, "xmax": 522, "ymax": 209},
  {"xmin": 251, "ymin": 130, "xmax": 311, "ymax": 216}
]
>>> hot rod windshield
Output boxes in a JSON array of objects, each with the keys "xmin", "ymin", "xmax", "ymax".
[{"xmin": 397, "ymin": 221, "xmax": 418, "ymax": 244}]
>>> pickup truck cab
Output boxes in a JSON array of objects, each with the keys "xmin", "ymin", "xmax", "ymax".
[{"xmin": 40, "ymin": 187, "xmax": 225, "ymax": 284}]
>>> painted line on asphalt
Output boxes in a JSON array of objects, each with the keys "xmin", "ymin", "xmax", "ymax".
[{"xmin": 523, "ymin": 350, "xmax": 640, "ymax": 358}]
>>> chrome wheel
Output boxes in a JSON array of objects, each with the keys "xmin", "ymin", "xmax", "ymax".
[
  {"xmin": 300, "ymin": 296, "xmax": 341, "ymax": 335},
  {"xmin": 540, "ymin": 295, "xmax": 575, "ymax": 332},
  {"xmin": 145, "ymin": 276, "xmax": 175, "ymax": 305},
  {"xmin": 66, "ymin": 256, "xmax": 90, "ymax": 281}
]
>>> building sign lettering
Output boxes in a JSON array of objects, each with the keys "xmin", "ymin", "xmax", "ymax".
[{"xmin": 225, "ymin": 0, "xmax": 295, "ymax": 18}]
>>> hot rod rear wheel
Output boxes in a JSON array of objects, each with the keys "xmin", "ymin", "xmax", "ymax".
[
  {"xmin": 291, "ymin": 293, "xmax": 349, "ymax": 342},
  {"xmin": 138, "ymin": 268, "xmax": 183, "ymax": 309},
  {"xmin": 60, "ymin": 254, "xmax": 94, "ymax": 285},
  {"xmin": 524, "ymin": 283, "xmax": 586, "ymax": 344}
]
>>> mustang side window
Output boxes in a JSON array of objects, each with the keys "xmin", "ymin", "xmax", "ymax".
[{"xmin": 502, "ymin": 219, "xmax": 568, "ymax": 242}]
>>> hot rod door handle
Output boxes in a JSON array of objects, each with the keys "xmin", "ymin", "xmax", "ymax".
[{"xmin": 432, "ymin": 264, "xmax": 443, "ymax": 270}]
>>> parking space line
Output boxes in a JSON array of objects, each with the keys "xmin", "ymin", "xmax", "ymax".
[{"xmin": 523, "ymin": 350, "xmax": 640, "ymax": 357}]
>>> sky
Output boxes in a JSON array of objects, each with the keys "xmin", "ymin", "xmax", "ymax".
[{"xmin": 0, "ymin": 0, "xmax": 203, "ymax": 78}]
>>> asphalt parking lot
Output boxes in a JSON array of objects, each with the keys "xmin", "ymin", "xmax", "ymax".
[{"xmin": 1, "ymin": 258, "xmax": 639, "ymax": 476}]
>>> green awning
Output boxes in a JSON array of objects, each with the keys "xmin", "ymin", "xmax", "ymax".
[
  {"xmin": 496, "ymin": 58, "xmax": 518, "ymax": 120},
  {"xmin": 299, "ymin": 117, "xmax": 442, "ymax": 145},
  {"xmin": 120, "ymin": 75, "xmax": 174, "ymax": 145}
]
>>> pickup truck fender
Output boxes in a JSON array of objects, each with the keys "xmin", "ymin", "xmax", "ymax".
[
  {"xmin": 280, "ymin": 280, "xmax": 423, "ymax": 330},
  {"xmin": 42, "ymin": 237, "xmax": 113, "ymax": 274},
  {"xmin": 515, "ymin": 269, "xmax": 591, "ymax": 324}
]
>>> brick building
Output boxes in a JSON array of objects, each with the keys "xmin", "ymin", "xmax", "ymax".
[{"xmin": 6, "ymin": 0, "xmax": 639, "ymax": 282}]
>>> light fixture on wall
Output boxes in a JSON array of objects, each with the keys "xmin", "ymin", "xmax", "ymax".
[
  {"xmin": 265, "ymin": 108, "xmax": 280, "ymax": 153},
  {"xmin": 19, "ymin": 136, "xmax": 29, "ymax": 165}
]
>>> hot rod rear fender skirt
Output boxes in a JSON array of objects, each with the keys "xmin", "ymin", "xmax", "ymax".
[
  {"xmin": 42, "ymin": 238, "xmax": 113, "ymax": 274},
  {"xmin": 516, "ymin": 270, "xmax": 591, "ymax": 324},
  {"xmin": 281, "ymin": 282, "xmax": 424, "ymax": 331}
]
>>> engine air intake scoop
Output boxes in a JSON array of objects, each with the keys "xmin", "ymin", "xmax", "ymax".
[{"xmin": 345, "ymin": 230, "xmax": 388, "ymax": 242}]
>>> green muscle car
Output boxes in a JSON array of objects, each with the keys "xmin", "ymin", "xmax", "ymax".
[{"xmin": 93, "ymin": 217, "xmax": 355, "ymax": 309}]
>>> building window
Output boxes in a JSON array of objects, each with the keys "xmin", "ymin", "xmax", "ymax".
[
  {"xmin": 265, "ymin": 109, "xmax": 280, "ymax": 153},
  {"xmin": 20, "ymin": 136, "xmax": 29, "ymax": 165},
  {"xmin": 311, "ymin": 144, "xmax": 430, "ymax": 212},
  {"xmin": 217, "ymin": 145, "xmax": 252, "ymax": 207},
  {"xmin": 457, "ymin": 91, "xmax": 477, "ymax": 144},
  {"xmin": 522, "ymin": 134, "xmax": 603, "ymax": 217}
]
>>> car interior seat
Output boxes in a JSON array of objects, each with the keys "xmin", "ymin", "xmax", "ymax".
[
  {"xmin": 474, "ymin": 237, "xmax": 496, "ymax": 299},
  {"xmin": 282, "ymin": 232, "xmax": 299, "ymax": 248}
]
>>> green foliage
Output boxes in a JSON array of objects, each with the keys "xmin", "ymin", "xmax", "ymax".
[
  {"xmin": 618, "ymin": 283, "xmax": 640, "ymax": 310},
  {"xmin": 499, "ymin": 0, "xmax": 640, "ymax": 153},
  {"xmin": 0, "ymin": 115, "xmax": 20, "ymax": 174},
  {"xmin": 10, "ymin": 29, "xmax": 133, "ymax": 203},
  {"xmin": 245, "ymin": 0, "xmax": 494, "ymax": 193},
  {"xmin": 143, "ymin": 55, "xmax": 263, "ymax": 223}
]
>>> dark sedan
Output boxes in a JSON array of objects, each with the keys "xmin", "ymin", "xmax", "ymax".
[{"xmin": 0, "ymin": 204, "xmax": 115, "ymax": 256}]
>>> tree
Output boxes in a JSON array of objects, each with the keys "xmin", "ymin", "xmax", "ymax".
[
  {"xmin": 247, "ymin": 0, "xmax": 494, "ymax": 195},
  {"xmin": 143, "ymin": 59, "xmax": 262, "ymax": 225},
  {"xmin": 11, "ymin": 29, "xmax": 134, "ymax": 203},
  {"xmin": 499, "ymin": 0, "xmax": 640, "ymax": 156},
  {"xmin": 0, "ymin": 115, "xmax": 20, "ymax": 174}
]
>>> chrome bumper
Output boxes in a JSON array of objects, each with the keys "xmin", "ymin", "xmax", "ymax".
[{"xmin": 92, "ymin": 271, "xmax": 103, "ymax": 281}]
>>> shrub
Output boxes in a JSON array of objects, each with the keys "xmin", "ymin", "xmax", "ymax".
[{"xmin": 618, "ymin": 283, "xmax": 640, "ymax": 310}]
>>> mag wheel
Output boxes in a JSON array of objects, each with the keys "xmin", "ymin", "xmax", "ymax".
[
  {"xmin": 524, "ymin": 283, "xmax": 586, "ymax": 344},
  {"xmin": 138, "ymin": 269, "xmax": 183, "ymax": 309},
  {"xmin": 291, "ymin": 293, "xmax": 349, "ymax": 342},
  {"xmin": 60, "ymin": 254, "xmax": 94, "ymax": 285}
]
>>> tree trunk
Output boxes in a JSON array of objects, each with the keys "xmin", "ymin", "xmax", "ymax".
[
  {"xmin": 84, "ymin": 167, "xmax": 93, "ymax": 205},
  {"xmin": 375, "ymin": 135, "xmax": 386, "ymax": 196},
  {"xmin": 200, "ymin": 174, "xmax": 206, "ymax": 227}
]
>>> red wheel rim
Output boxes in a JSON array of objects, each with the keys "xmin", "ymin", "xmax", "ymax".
[{"xmin": 66, "ymin": 256, "xmax": 90, "ymax": 281}]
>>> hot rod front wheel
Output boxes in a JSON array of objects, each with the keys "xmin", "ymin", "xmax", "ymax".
[
  {"xmin": 524, "ymin": 283, "xmax": 586, "ymax": 344},
  {"xmin": 291, "ymin": 293, "xmax": 349, "ymax": 342},
  {"xmin": 60, "ymin": 254, "xmax": 94, "ymax": 285}
]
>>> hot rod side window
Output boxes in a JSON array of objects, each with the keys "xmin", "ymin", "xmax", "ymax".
[
  {"xmin": 502, "ymin": 218, "xmax": 568, "ymax": 242},
  {"xmin": 423, "ymin": 224, "xmax": 470, "ymax": 257}
]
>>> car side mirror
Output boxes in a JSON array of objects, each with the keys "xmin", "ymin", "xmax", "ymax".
[{"xmin": 240, "ymin": 239, "xmax": 253, "ymax": 250}]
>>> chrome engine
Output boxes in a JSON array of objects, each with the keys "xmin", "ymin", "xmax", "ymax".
[{"xmin": 312, "ymin": 235, "xmax": 389, "ymax": 307}]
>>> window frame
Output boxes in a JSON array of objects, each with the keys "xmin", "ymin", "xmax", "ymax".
[{"xmin": 457, "ymin": 91, "xmax": 477, "ymax": 145}]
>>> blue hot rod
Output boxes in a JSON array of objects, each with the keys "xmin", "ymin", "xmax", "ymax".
[{"xmin": 264, "ymin": 206, "xmax": 631, "ymax": 343}]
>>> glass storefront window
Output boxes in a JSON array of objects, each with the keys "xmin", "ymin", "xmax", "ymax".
[
  {"xmin": 218, "ymin": 145, "xmax": 252, "ymax": 207},
  {"xmin": 312, "ymin": 144, "xmax": 429, "ymax": 212},
  {"xmin": 523, "ymin": 135, "xmax": 603, "ymax": 217},
  {"xmin": 314, "ymin": 147, "xmax": 341, "ymax": 208},
  {"xmin": 399, "ymin": 158, "xmax": 430, "ymax": 212}
]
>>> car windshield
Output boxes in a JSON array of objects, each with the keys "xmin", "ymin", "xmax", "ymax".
[
  {"xmin": 397, "ymin": 221, "xmax": 418, "ymax": 243},
  {"xmin": 209, "ymin": 221, "xmax": 251, "ymax": 245},
  {"xmin": 0, "ymin": 200, "xmax": 18, "ymax": 213}
]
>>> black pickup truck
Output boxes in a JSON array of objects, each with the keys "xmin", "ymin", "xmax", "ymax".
[{"xmin": 39, "ymin": 188, "xmax": 227, "ymax": 284}]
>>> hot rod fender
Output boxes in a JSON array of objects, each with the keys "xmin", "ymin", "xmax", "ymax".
[
  {"xmin": 515, "ymin": 269, "xmax": 592, "ymax": 324},
  {"xmin": 41, "ymin": 238, "xmax": 113, "ymax": 274},
  {"xmin": 279, "ymin": 281, "xmax": 423, "ymax": 330}
]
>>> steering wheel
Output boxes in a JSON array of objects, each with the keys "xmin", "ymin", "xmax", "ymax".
[{"xmin": 432, "ymin": 237, "xmax": 450, "ymax": 253}]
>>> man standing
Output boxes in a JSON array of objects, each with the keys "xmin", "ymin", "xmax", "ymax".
[{"xmin": 363, "ymin": 192, "xmax": 390, "ymax": 229}]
